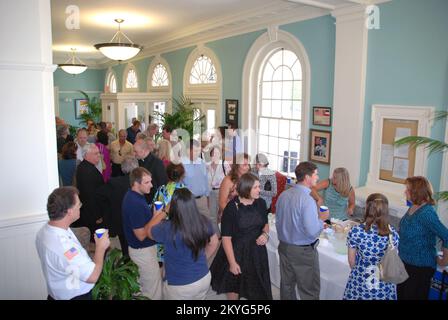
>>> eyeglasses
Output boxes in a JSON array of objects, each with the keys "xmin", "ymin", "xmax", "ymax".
[{"xmin": 74, "ymin": 202, "xmax": 83, "ymax": 209}]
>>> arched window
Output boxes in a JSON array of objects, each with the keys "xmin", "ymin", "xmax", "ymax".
[
  {"xmin": 126, "ymin": 69, "xmax": 138, "ymax": 89},
  {"xmin": 258, "ymin": 49, "xmax": 302, "ymax": 175},
  {"xmin": 184, "ymin": 46, "xmax": 222, "ymax": 134},
  {"xmin": 123, "ymin": 64, "xmax": 139, "ymax": 91},
  {"xmin": 243, "ymin": 29, "xmax": 310, "ymax": 177},
  {"xmin": 105, "ymin": 71, "xmax": 117, "ymax": 93},
  {"xmin": 151, "ymin": 63, "xmax": 169, "ymax": 87},
  {"xmin": 189, "ymin": 54, "xmax": 217, "ymax": 85}
]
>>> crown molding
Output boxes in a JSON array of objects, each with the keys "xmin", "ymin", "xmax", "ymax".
[
  {"xmin": 97, "ymin": 5, "xmax": 329, "ymax": 69},
  {"xmin": 0, "ymin": 61, "xmax": 57, "ymax": 72}
]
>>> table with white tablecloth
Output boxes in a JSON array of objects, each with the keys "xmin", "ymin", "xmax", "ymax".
[{"xmin": 267, "ymin": 221, "xmax": 351, "ymax": 300}]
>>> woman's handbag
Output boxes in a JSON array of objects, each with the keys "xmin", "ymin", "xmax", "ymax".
[{"xmin": 379, "ymin": 226, "xmax": 409, "ymax": 284}]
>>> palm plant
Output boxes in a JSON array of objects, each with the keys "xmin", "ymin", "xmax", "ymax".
[
  {"xmin": 78, "ymin": 90, "xmax": 102, "ymax": 125},
  {"xmin": 394, "ymin": 111, "xmax": 448, "ymax": 201},
  {"xmin": 92, "ymin": 248, "xmax": 147, "ymax": 300},
  {"xmin": 153, "ymin": 95, "xmax": 206, "ymax": 140}
]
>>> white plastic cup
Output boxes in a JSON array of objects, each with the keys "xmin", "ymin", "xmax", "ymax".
[
  {"xmin": 154, "ymin": 201, "xmax": 163, "ymax": 211},
  {"xmin": 319, "ymin": 205, "xmax": 329, "ymax": 212},
  {"xmin": 287, "ymin": 177, "xmax": 292, "ymax": 184},
  {"xmin": 95, "ymin": 228, "xmax": 107, "ymax": 238}
]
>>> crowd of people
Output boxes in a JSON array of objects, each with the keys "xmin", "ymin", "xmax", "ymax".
[{"xmin": 36, "ymin": 117, "xmax": 448, "ymax": 300}]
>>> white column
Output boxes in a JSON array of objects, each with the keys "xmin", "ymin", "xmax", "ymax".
[
  {"xmin": 330, "ymin": 6, "xmax": 368, "ymax": 186},
  {"xmin": 0, "ymin": 0, "xmax": 56, "ymax": 298}
]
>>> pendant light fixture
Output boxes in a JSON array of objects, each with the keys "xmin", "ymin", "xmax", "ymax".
[
  {"xmin": 94, "ymin": 19, "xmax": 143, "ymax": 62},
  {"xmin": 58, "ymin": 48, "xmax": 88, "ymax": 75}
]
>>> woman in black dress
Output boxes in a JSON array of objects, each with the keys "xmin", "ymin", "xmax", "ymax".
[{"xmin": 210, "ymin": 173, "xmax": 272, "ymax": 300}]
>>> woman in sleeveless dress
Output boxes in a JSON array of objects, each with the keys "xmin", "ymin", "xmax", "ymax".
[
  {"xmin": 218, "ymin": 153, "xmax": 250, "ymax": 223},
  {"xmin": 311, "ymin": 167, "xmax": 355, "ymax": 220}
]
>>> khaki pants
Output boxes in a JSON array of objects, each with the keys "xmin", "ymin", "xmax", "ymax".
[
  {"xmin": 128, "ymin": 245, "xmax": 162, "ymax": 300},
  {"xmin": 163, "ymin": 272, "xmax": 211, "ymax": 300},
  {"xmin": 196, "ymin": 196, "xmax": 218, "ymax": 234}
]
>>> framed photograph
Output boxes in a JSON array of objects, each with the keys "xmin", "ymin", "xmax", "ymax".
[
  {"xmin": 74, "ymin": 99, "xmax": 89, "ymax": 120},
  {"xmin": 225, "ymin": 99, "xmax": 238, "ymax": 125},
  {"xmin": 309, "ymin": 129, "xmax": 331, "ymax": 164},
  {"xmin": 312, "ymin": 106, "xmax": 332, "ymax": 126}
]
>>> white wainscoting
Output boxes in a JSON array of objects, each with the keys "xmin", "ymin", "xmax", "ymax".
[{"xmin": 0, "ymin": 214, "xmax": 48, "ymax": 299}]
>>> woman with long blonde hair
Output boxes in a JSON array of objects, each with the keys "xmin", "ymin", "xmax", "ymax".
[
  {"xmin": 311, "ymin": 167, "xmax": 355, "ymax": 220},
  {"xmin": 156, "ymin": 138, "xmax": 172, "ymax": 167}
]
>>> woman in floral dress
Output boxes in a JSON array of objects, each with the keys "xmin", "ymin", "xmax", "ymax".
[{"xmin": 343, "ymin": 193, "xmax": 399, "ymax": 300}]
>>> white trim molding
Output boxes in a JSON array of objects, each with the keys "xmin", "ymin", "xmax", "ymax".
[
  {"xmin": 366, "ymin": 104, "xmax": 435, "ymax": 194},
  {"xmin": 122, "ymin": 63, "xmax": 139, "ymax": 93},
  {"xmin": 242, "ymin": 29, "xmax": 311, "ymax": 161},
  {"xmin": 0, "ymin": 61, "xmax": 57, "ymax": 72},
  {"xmin": 183, "ymin": 45, "xmax": 223, "ymax": 128}
]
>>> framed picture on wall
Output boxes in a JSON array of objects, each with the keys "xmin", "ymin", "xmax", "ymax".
[
  {"xmin": 309, "ymin": 129, "xmax": 331, "ymax": 164},
  {"xmin": 312, "ymin": 106, "xmax": 332, "ymax": 126},
  {"xmin": 225, "ymin": 99, "xmax": 238, "ymax": 126},
  {"xmin": 74, "ymin": 99, "xmax": 89, "ymax": 120}
]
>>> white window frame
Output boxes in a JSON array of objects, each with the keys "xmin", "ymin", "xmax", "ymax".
[
  {"xmin": 122, "ymin": 63, "xmax": 139, "ymax": 92},
  {"xmin": 104, "ymin": 68, "xmax": 117, "ymax": 93},
  {"xmin": 242, "ymin": 27, "xmax": 311, "ymax": 163},
  {"xmin": 147, "ymin": 55, "xmax": 173, "ymax": 115},
  {"xmin": 183, "ymin": 45, "xmax": 222, "ymax": 133}
]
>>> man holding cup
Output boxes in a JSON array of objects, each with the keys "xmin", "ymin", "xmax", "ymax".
[
  {"xmin": 36, "ymin": 187, "xmax": 110, "ymax": 300},
  {"xmin": 275, "ymin": 162, "xmax": 329, "ymax": 300},
  {"xmin": 122, "ymin": 167, "xmax": 163, "ymax": 300}
]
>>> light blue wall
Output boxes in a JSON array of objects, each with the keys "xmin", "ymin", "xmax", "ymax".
[
  {"xmin": 54, "ymin": 68, "xmax": 106, "ymax": 127},
  {"xmin": 361, "ymin": 0, "xmax": 448, "ymax": 192},
  {"xmin": 206, "ymin": 30, "xmax": 265, "ymax": 126},
  {"xmin": 163, "ymin": 47, "xmax": 195, "ymax": 105},
  {"xmin": 281, "ymin": 15, "xmax": 336, "ymax": 180}
]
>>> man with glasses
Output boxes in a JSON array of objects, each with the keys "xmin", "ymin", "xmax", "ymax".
[{"xmin": 36, "ymin": 186, "xmax": 110, "ymax": 300}]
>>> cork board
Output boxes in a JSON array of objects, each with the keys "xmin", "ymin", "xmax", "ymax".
[{"xmin": 379, "ymin": 118, "xmax": 418, "ymax": 184}]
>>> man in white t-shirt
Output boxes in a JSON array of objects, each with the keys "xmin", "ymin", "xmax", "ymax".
[{"xmin": 36, "ymin": 186, "xmax": 110, "ymax": 300}]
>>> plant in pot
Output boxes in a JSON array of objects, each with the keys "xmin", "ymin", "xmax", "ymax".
[
  {"xmin": 153, "ymin": 95, "xmax": 206, "ymax": 143},
  {"xmin": 78, "ymin": 90, "xmax": 102, "ymax": 126},
  {"xmin": 92, "ymin": 248, "xmax": 147, "ymax": 300}
]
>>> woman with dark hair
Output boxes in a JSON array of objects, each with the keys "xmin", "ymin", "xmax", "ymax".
[
  {"xmin": 58, "ymin": 142, "xmax": 77, "ymax": 186},
  {"xmin": 397, "ymin": 176, "xmax": 448, "ymax": 300},
  {"xmin": 152, "ymin": 163, "xmax": 186, "ymax": 263},
  {"xmin": 218, "ymin": 153, "xmax": 250, "ymax": 222},
  {"xmin": 96, "ymin": 130, "xmax": 111, "ymax": 183},
  {"xmin": 343, "ymin": 193, "xmax": 399, "ymax": 300},
  {"xmin": 210, "ymin": 173, "xmax": 272, "ymax": 300},
  {"xmin": 146, "ymin": 188, "xmax": 219, "ymax": 300}
]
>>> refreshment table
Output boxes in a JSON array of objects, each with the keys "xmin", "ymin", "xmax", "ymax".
[{"xmin": 267, "ymin": 219, "xmax": 351, "ymax": 300}]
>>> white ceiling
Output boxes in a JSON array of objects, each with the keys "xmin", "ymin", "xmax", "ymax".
[{"xmin": 51, "ymin": 0, "xmax": 374, "ymax": 67}]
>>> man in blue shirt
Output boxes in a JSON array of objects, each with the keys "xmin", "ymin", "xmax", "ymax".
[
  {"xmin": 122, "ymin": 167, "xmax": 162, "ymax": 299},
  {"xmin": 181, "ymin": 139, "xmax": 211, "ymax": 223},
  {"xmin": 276, "ymin": 162, "xmax": 329, "ymax": 300}
]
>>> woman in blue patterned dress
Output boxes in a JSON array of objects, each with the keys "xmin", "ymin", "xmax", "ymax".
[{"xmin": 343, "ymin": 193, "xmax": 399, "ymax": 300}]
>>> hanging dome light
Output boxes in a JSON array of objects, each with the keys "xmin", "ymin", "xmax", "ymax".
[
  {"xmin": 94, "ymin": 19, "xmax": 143, "ymax": 62},
  {"xmin": 58, "ymin": 48, "xmax": 88, "ymax": 75}
]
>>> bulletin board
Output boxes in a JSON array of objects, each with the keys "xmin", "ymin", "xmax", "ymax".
[{"xmin": 379, "ymin": 119, "xmax": 418, "ymax": 184}]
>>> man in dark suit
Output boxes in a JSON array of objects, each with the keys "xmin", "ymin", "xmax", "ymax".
[
  {"xmin": 133, "ymin": 139, "xmax": 168, "ymax": 203},
  {"xmin": 74, "ymin": 144, "xmax": 105, "ymax": 236},
  {"xmin": 96, "ymin": 157, "xmax": 139, "ymax": 258}
]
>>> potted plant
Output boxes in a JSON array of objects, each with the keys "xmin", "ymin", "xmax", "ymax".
[
  {"xmin": 78, "ymin": 90, "xmax": 102, "ymax": 126},
  {"xmin": 153, "ymin": 95, "xmax": 205, "ymax": 142},
  {"xmin": 92, "ymin": 248, "xmax": 147, "ymax": 300}
]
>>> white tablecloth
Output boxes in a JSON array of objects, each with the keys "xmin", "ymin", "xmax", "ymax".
[{"xmin": 267, "ymin": 221, "xmax": 351, "ymax": 300}]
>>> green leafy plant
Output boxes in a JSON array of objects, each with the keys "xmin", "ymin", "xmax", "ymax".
[
  {"xmin": 92, "ymin": 248, "xmax": 147, "ymax": 300},
  {"xmin": 153, "ymin": 95, "xmax": 206, "ymax": 141},
  {"xmin": 394, "ymin": 111, "xmax": 448, "ymax": 201},
  {"xmin": 78, "ymin": 90, "xmax": 102, "ymax": 125}
]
